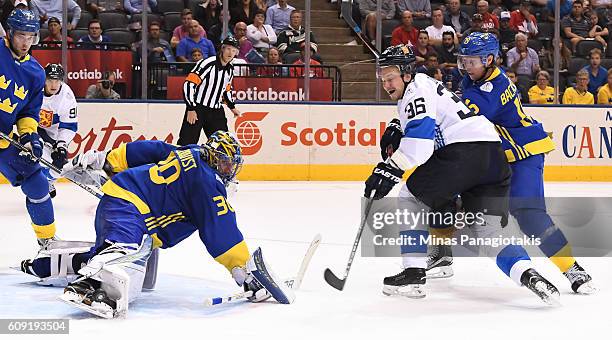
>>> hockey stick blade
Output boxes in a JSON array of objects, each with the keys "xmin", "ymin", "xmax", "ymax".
[{"xmin": 324, "ymin": 268, "xmax": 346, "ymax": 291}]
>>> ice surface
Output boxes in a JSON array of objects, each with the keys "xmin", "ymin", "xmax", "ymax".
[{"xmin": 1, "ymin": 182, "xmax": 610, "ymax": 340}]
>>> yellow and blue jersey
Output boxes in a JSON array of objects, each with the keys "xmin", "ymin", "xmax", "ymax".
[
  {"xmin": 0, "ymin": 38, "xmax": 45, "ymax": 148},
  {"xmin": 101, "ymin": 140, "xmax": 249, "ymax": 271},
  {"xmin": 461, "ymin": 67, "xmax": 555, "ymax": 162}
]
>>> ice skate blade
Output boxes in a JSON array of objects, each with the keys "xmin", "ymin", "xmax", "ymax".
[
  {"xmin": 425, "ymin": 266, "xmax": 454, "ymax": 279},
  {"xmin": 542, "ymin": 291, "xmax": 561, "ymax": 307},
  {"xmin": 575, "ymin": 281, "xmax": 598, "ymax": 295},
  {"xmin": 382, "ymin": 284, "xmax": 425, "ymax": 299},
  {"xmin": 59, "ymin": 294, "xmax": 115, "ymax": 319}
]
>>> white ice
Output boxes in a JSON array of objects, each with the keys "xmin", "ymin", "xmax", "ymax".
[{"xmin": 0, "ymin": 182, "xmax": 611, "ymax": 340}]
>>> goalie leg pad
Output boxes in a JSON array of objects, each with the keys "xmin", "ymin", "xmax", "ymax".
[
  {"xmin": 62, "ymin": 238, "xmax": 152, "ymax": 318},
  {"xmin": 247, "ymin": 247, "xmax": 295, "ymax": 304}
]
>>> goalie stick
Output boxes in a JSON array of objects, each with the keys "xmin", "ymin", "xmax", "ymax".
[
  {"xmin": 205, "ymin": 233, "xmax": 322, "ymax": 306},
  {"xmin": 0, "ymin": 131, "xmax": 103, "ymax": 199}
]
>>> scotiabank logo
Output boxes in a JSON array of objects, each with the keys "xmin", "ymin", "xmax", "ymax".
[
  {"xmin": 235, "ymin": 112, "xmax": 269, "ymax": 155},
  {"xmin": 281, "ymin": 120, "xmax": 386, "ymax": 146}
]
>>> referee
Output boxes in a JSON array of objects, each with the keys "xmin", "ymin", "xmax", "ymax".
[{"xmin": 178, "ymin": 36, "xmax": 242, "ymax": 145}]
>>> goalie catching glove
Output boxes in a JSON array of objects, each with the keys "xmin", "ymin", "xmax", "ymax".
[{"xmin": 232, "ymin": 247, "xmax": 295, "ymax": 304}]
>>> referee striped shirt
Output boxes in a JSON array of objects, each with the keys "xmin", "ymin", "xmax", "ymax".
[{"xmin": 183, "ymin": 55, "xmax": 236, "ymax": 110}]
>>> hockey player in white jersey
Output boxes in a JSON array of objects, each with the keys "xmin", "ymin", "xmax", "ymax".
[
  {"xmin": 364, "ymin": 45, "xmax": 560, "ymax": 304},
  {"xmin": 38, "ymin": 63, "xmax": 78, "ymax": 197}
]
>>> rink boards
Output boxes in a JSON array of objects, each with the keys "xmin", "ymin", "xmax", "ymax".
[{"xmin": 1, "ymin": 103, "xmax": 611, "ymax": 182}]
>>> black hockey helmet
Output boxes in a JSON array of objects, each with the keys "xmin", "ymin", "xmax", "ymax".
[
  {"xmin": 221, "ymin": 35, "xmax": 239, "ymax": 49},
  {"xmin": 45, "ymin": 63, "xmax": 65, "ymax": 80},
  {"xmin": 378, "ymin": 44, "xmax": 417, "ymax": 76}
]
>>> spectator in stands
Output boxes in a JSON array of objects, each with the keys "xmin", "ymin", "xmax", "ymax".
[
  {"xmin": 425, "ymin": 8, "xmax": 458, "ymax": 46},
  {"xmin": 498, "ymin": 11, "xmax": 516, "ymax": 50},
  {"xmin": 171, "ymin": 9, "xmax": 206, "ymax": 49},
  {"xmin": 436, "ymin": 31, "xmax": 459, "ymax": 71},
  {"xmin": 123, "ymin": 0, "xmax": 156, "ymax": 15},
  {"xmin": 78, "ymin": 19, "xmax": 111, "ymax": 48},
  {"xmin": 444, "ymin": 0, "xmax": 471, "ymax": 39},
  {"xmin": 265, "ymin": 0, "xmax": 294, "ymax": 34},
  {"xmin": 587, "ymin": 10, "xmax": 608, "ymax": 49},
  {"xmin": 414, "ymin": 30, "xmax": 437, "ymax": 66},
  {"xmin": 258, "ymin": 46, "xmax": 288, "ymax": 76},
  {"xmin": 462, "ymin": 13, "xmax": 485, "ymax": 40},
  {"xmin": 596, "ymin": 68, "xmax": 612, "ymax": 104},
  {"xmin": 134, "ymin": 21, "xmax": 174, "ymax": 63},
  {"xmin": 87, "ymin": 0, "xmax": 123, "ymax": 16},
  {"xmin": 505, "ymin": 68, "xmax": 529, "ymax": 103},
  {"xmin": 392, "ymin": 11, "xmax": 419, "ymax": 46},
  {"xmin": 538, "ymin": 0, "xmax": 574, "ymax": 22},
  {"xmin": 42, "ymin": 16, "xmax": 75, "ymax": 47},
  {"xmin": 397, "ymin": 0, "xmax": 431, "ymax": 19},
  {"xmin": 416, "ymin": 54, "xmax": 439, "ymax": 73},
  {"xmin": 542, "ymin": 40, "xmax": 572, "ymax": 71},
  {"xmin": 30, "ymin": 0, "xmax": 81, "ymax": 30},
  {"xmin": 506, "ymin": 33, "xmax": 540, "ymax": 77},
  {"xmin": 562, "ymin": 1, "xmax": 592, "ymax": 51},
  {"xmin": 191, "ymin": 47, "xmax": 204, "ymax": 62},
  {"xmin": 510, "ymin": 0, "xmax": 539, "ymax": 37},
  {"xmin": 230, "ymin": 0, "xmax": 259, "ymax": 26},
  {"xmin": 176, "ymin": 20, "xmax": 215, "ymax": 62},
  {"xmin": 528, "ymin": 70, "xmax": 555, "ymax": 104},
  {"xmin": 247, "ymin": 9, "xmax": 277, "ymax": 54},
  {"xmin": 86, "ymin": 71, "xmax": 121, "ymax": 99},
  {"xmin": 276, "ymin": 10, "xmax": 320, "ymax": 63},
  {"xmin": 582, "ymin": 48, "xmax": 607, "ymax": 99},
  {"xmin": 195, "ymin": 0, "xmax": 222, "ymax": 32},
  {"xmin": 489, "ymin": 0, "xmax": 506, "ymax": 17},
  {"xmin": 207, "ymin": 10, "xmax": 232, "ymax": 50},
  {"xmin": 563, "ymin": 69, "xmax": 595, "ymax": 104},
  {"xmin": 477, "ymin": 0, "xmax": 500, "ymax": 30},
  {"xmin": 290, "ymin": 42, "xmax": 324, "ymax": 78},
  {"xmin": 234, "ymin": 21, "xmax": 254, "ymax": 60},
  {"xmin": 426, "ymin": 67, "xmax": 444, "ymax": 81},
  {"xmin": 357, "ymin": 0, "xmax": 396, "ymax": 44}
]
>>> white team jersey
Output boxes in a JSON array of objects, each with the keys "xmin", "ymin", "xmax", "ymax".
[
  {"xmin": 390, "ymin": 73, "xmax": 500, "ymax": 171},
  {"xmin": 38, "ymin": 83, "xmax": 78, "ymax": 145}
]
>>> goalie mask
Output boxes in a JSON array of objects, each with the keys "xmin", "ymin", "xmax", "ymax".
[{"xmin": 201, "ymin": 131, "xmax": 243, "ymax": 185}]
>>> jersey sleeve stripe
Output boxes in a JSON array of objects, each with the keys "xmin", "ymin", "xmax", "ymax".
[
  {"xmin": 58, "ymin": 122, "xmax": 78, "ymax": 132},
  {"xmin": 403, "ymin": 116, "xmax": 435, "ymax": 140}
]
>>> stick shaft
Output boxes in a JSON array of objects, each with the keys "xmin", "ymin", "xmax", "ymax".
[{"xmin": 0, "ymin": 131, "xmax": 102, "ymax": 199}]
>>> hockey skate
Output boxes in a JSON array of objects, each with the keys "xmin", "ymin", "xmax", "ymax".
[
  {"xmin": 563, "ymin": 262, "xmax": 597, "ymax": 294},
  {"xmin": 382, "ymin": 268, "xmax": 426, "ymax": 298},
  {"xmin": 60, "ymin": 278, "xmax": 117, "ymax": 319},
  {"xmin": 37, "ymin": 236, "xmax": 59, "ymax": 252},
  {"xmin": 520, "ymin": 269, "xmax": 561, "ymax": 306},
  {"xmin": 426, "ymin": 244, "xmax": 454, "ymax": 279}
]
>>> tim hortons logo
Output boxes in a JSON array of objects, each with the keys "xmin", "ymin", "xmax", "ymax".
[
  {"xmin": 69, "ymin": 117, "xmax": 174, "ymax": 157},
  {"xmin": 234, "ymin": 112, "xmax": 269, "ymax": 156}
]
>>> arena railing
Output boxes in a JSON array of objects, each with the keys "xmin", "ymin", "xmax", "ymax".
[{"xmin": 146, "ymin": 62, "xmax": 343, "ymax": 102}]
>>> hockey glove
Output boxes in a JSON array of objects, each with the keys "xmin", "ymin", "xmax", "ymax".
[
  {"xmin": 231, "ymin": 267, "xmax": 271, "ymax": 303},
  {"xmin": 364, "ymin": 162, "xmax": 404, "ymax": 199},
  {"xmin": 380, "ymin": 118, "xmax": 402, "ymax": 160},
  {"xmin": 62, "ymin": 149, "xmax": 108, "ymax": 174},
  {"xmin": 19, "ymin": 132, "xmax": 43, "ymax": 162},
  {"xmin": 51, "ymin": 141, "xmax": 68, "ymax": 169}
]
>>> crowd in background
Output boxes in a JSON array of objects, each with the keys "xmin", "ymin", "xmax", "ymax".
[
  {"xmin": 355, "ymin": 0, "xmax": 612, "ymax": 104},
  {"xmin": 1, "ymin": 0, "xmax": 612, "ymax": 103}
]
